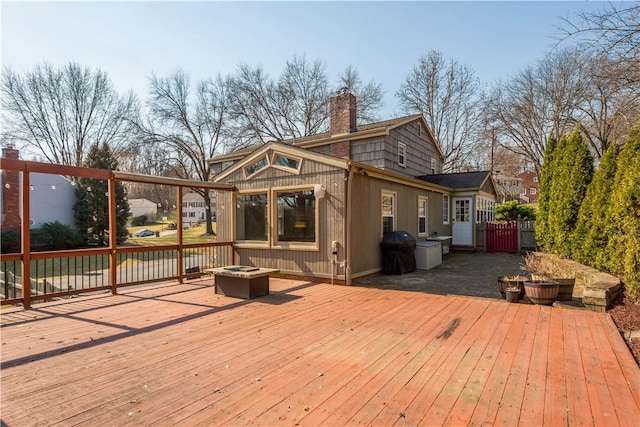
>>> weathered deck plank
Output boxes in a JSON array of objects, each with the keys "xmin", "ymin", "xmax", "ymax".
[{"xmin": 1, "ymin": 279, "xmax": 639, "ymax": 427}]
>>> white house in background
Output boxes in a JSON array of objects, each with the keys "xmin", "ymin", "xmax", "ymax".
[
  {"xmin": 29, "ymin": 173, "xmax": 76, "ymax": 228},
  {"xmin": 128, "ymin": 198, "xmax": 158, "ymax": 221},
  {"xmin": 182, "ymin": 192, "xmax": 213, "ymax": 227},
  {"xmin": 0, "ymin": 172, "xmax": 76, "ymax": 229}
]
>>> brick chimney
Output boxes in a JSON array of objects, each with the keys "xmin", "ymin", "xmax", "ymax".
[
  {"xmin": 330, "ymin": 89, "xmax": 356, "ymax": 135},
  {"xmin": 329, "ymin": 89, "xmax": 356, "ymax": 159},
  {"xmin": 1, "ymin": 148, "xmax": 21, "ymax": 230}
]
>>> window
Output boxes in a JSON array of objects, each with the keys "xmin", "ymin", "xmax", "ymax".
[
  {"xmin": 533, "ymin": 176, "xmax": 539, "ymax": 183},
  {"xmin": 443, "ymin": 195, "xmax": 450, "ymax": 224},
  {"xmin": 382, "ymin": 192, "xmax": 395, "ymax": 234},
  {"xmin": 418, "ymin": 123, "xmax": 422, "ymax": 136},
  {"xmin": 235, "ymin": 193, "xmax": 268, "ymax": 241},
  {"xmin": 530, "ymin": 187, "xmax": 537, "ymax": 195},
  {"xmin": 276, "ymin": 189, "xmax": 315, "ymax": 243},
  {"xmin": 397, "ymin": 142, "xmax": 406, "ymax": 167},
  {"xmin": 244, "ymin": 156, "xmax": 269, "ymax": 178},
  {"xmin": 272, "ymin": 153, "xmax": 301, "ymax": 172},
  {"xmin": 221, "ymin": 161, "xmax": 234, "ymax": 171},
  {"xmin": 418, "ymin": 197, "xmax": 428, "ymax": 236},
  {"xmin": 476, "ymin": 196, "xmax": 495, "ymax": 223},
  {"xmin": 431, "ymin": 158, "xmax": 437, "ymax": 174}
]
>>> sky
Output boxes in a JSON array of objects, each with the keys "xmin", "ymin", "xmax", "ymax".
[{"xmin": 1, "ymin": 0, "xmax": 607, "ymax": 119}]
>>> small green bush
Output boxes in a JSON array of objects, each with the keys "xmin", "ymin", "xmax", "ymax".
[
  {"xmin": 1, "ymin": 222, "xmax": 85, "ymax": 252},
  {"xmin": 39, "ymin": 221, "xmax": 84, "ymax": 250},
  {"xmin": 131, "ymin": 215, "xmax": 148, "ymax": 227},
  {"xmin": 0, "ymin": 229, "xmax": 21, "ymax": 253},
  {"xmin": 496, "ymin": 200, "xmax": 536, "ymax": 221}
]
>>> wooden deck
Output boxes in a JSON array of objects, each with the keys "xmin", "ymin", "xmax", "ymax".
[{"xmin": 1, "ymin": 278, "xmax": 639, "ymax": 426}]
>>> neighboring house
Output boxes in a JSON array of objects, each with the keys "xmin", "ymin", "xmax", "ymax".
[
  {"xmin": 128, "ymin": 198, "xmax": 158, "ymax": 221},
  {"xmin": 1, "ymin": 148, "xmax": 76, "ymax": 230},
  {"xmin": 182, "ymin": 192, "xmax": 215, "ymax": 227},
  {"xmin": 516, "ymin": 170, "xmax": 539, "ymax": 203},
  {"xmin": 209, "ymin": 91, "xmax": 497, "ymax": 283},
  {"xmin": 493, "ymin": 172, "xmax": 523, "ymax": 203}
]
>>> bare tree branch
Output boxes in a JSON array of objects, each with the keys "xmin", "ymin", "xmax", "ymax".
[{"xmin": 1, "ymin": 62, "xmax": 138, "ymax": 166}]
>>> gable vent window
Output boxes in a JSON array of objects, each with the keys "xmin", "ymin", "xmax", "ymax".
[
  {"xmin": 398, "ymin": 142, "xmax": 406, "ymax": 167},
  {"xmin": 245, "ymin": 156, "xmax": 269, "ymax": 177},
  {"xmin": 272, "ymin": 153, "xmax": 302, "ymax": 173}
]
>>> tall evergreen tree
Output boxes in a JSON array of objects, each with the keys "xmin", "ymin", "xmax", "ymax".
[
  {"xmin": 604, "ymin": 123, "xmax": 640, "ymax": 297},
  {"xmin": 547, "ymin": 128, "xmax": 594, "ymax": 257},
  {"xmin": 535, "ymin": 133, "xmax": 558, "ymax": 250},
  {"xmin": 73, "ymin": 143, "xmax": 130, "ymax": 245},
  {"xmin": 571, "ymin": 144, "xmax": 620, "ymax": 267}
]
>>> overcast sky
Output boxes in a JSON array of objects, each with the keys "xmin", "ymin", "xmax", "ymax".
[{"xmin": 1, "ymin": 1, "xmax": 606, "ymax": 118}]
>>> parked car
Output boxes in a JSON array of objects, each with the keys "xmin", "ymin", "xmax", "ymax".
[
  {"xmin": 166, "ymin": 223, "xmax": 177, "ymax": 230},
  {"xmin": 134, "ymin": 229, "xmax": 155, "ymax": 237}
]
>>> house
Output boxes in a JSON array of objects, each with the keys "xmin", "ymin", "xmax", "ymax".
[
  {"xmin": 416, "ymin": 171, "xmax": 496, "ymax": 247},
  {"xmin": 209, "ymin": 91, "xmax": 497, "ymax": 283},
  {"xmin": 182, "ymin": 192, "xmax": 215, "ymax": 227},
  {"xmin": 128, "ymin": 198, "xmax": 157, "ymax": 221},
  {"xmin": 516, "ymin": 170, "xmax": 539, "ymax": 203},
  {"xmin": 1, "ymin": 148, "xmax": 76, "ymax": 230},
  {"xmin": 492, "ymin": 171, "xmax": 523, "ymax": 203}
]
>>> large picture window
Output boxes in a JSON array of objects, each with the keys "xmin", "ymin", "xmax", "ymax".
[
  {"xmin": 276, "ymin": 189, "xmax": 315, "ymax": 242},
  {"xmin": 235, "ymin": 193, "xmax": 268, "ymax": 241},
  {"xmin": 382, "ymin": 192, "xmax": 395, "ymax": 234}
]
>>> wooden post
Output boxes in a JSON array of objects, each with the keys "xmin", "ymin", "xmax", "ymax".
[
  {"xmin": 176, "ymin": 187, "xmax": 184, "ymax": 283},
  {"xmin": 21, "ymin": 171, "xmax": 31, "ymax": 309},
  {"xmin": 108, "ymin": 178, "xmax": 117, "ymax": 294}
]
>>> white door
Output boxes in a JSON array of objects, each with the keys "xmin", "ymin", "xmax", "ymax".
[{"xmin": 452, "ymin": 197, "xmax": 473, "ymax": 246}]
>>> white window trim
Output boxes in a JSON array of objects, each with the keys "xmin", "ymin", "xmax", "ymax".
[
  {"xmin": 443, "ymin": 194, "xmax": 450, "ymax": 224},
  {"xmin": 381, "ymin": 190, "xmax": 396, "ymax": 236},
  {"xmin": 397, "ymin": 142, "xmax": 407, "ymax": 167},
  {"xmin": 418, "ymin": 196, "xmax": 428, "ymax": 237}
]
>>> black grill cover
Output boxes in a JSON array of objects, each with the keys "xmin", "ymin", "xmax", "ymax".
[{"xmin": 381, "ymin": 231, "xmax": 417, "ymax": 274}]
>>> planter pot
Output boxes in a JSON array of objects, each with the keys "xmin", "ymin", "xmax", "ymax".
[
  {"xmin": 498, "ymin": 276, "xmax": 526, "ymax": 300},
  {"xmin": 524, "ymin": 280, "xmax": 559, "ymax": 305},
  {"xmin": 552, "ymin": 277, "xmax": 575, "ymax": 301},
  {"xmin": 505, "ymin": 288, "xmax": 520, "ymax": 303},
  {"xmin": 529, "ymin": 275, "xmax": 575, "ymax": 301}
]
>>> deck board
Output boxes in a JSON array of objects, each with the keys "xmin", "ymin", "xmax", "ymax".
[{"xmin": 1, "ymin": 279, "xmax": 639, "ymax": 426}]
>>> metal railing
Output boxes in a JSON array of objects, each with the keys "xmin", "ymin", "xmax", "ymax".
[{"xmin": 1, "ymin": 242, "xmax": 233, "ymax": 306}]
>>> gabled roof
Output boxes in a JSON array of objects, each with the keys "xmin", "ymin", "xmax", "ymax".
[
  {"xmin": 212, "ymin": 141, "xmax": 350, "ymax": 183},
  {"xmin": 416, "ymin": 171, "xmax": 493, "ymax": 191},
  {"xmin": 208, "ymin": 114, "xmax": 444, "ymax": 163}
]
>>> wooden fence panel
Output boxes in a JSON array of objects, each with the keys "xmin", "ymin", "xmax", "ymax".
[
  {"xmin": 519, "ymin": 220, "xmax": 537, "ymax": 251},
  {"xmin": 486, "ymin": 222, "xmax": 519, "ymax": 254}
]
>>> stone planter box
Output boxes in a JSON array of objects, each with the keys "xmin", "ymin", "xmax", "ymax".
[{"xmin": 527, "ymin": 253, "xmax": 621, "ymax": 312}]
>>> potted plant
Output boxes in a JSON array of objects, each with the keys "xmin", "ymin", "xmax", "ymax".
[
  {"xmin": 497, "ymin": 275, "xmax": 527, "ymax": 300},
  {"xmin": 524, "ymin": 279, "xmax": 559, "ymax": 305},
  {"xmin": 521, "ymin": 253, "xmax": 575, "ymax": 301},
  {"xmin": 505, "ymin": 286, "xmax": 521, "ymax": 303}
]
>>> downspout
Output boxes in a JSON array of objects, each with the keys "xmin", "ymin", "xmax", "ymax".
[{"xmin": 345, "ymin": 164, "xmax": 355, "ymax": 285}]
